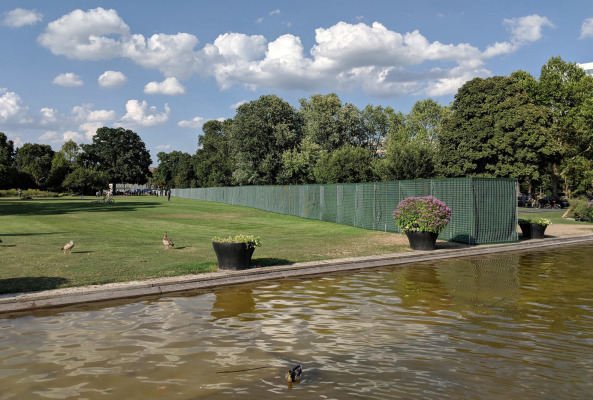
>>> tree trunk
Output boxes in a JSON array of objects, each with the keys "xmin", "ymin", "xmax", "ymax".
[{"xmin": 550, "ymin": 163, "xmax": 559, "ymax": 197}]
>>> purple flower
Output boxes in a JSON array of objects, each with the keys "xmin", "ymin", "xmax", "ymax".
[{"xmin": 393, "ymin": 196, "xmax": 452, "ymax": 234}]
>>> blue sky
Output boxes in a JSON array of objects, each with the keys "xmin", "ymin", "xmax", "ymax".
[{"xmin": 1, "ymin": 0, "xmax": 593, "ymax": 166}]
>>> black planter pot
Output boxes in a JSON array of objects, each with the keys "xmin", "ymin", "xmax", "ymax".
[
  {"xmin": 530, "ymin": 223, "xmax": 547, "ymax": 239},
  {"xmin": 405, "ymin": 231, "xmax": 439, "ymax": 251},
  {"xmin": 519, "ymin": 223, "xmax": 532, "ymax": 238},
  {"xmin": 212, "ymin": 242, "xmax": 255, "ymax": 270},
  {"xmin": 519, "ymin": 223, "xmax": 547, "ymax": 239}
]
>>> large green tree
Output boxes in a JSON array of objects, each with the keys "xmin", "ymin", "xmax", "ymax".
[
  {"xmin": 194, "ymin": 119, "xmax": 233, "ymax": 187},
  {"xmin": 376, "ymin": 99, "xmax": 446, "ymax": 181},
  {"xmin": 313, "ymin": 145, "xmax": 375, "ymax": 184},
  {"xmin": 45, "ymin": 140, "xmax": 80, "ymax": 191},
  {"xmin": 0, "ymin": 132, "xmax": 17, "ymax": 189},
  {"xmin": 15, "ymin": 143, "xmax": 55, "ymax": 188},
  {"xmin": 438, "ymin": 76, "xmax": 555, "ymax": 188},
  {"xmin": 402, "ymin": 99, "xmax": 448, "ymax": 146},
  {"xmin": 153, "ymin": 151, "xmax": 195, "ymax": 189},
  {"xmin": 377, "ymin": 139, "xmax": 436, "ymax": 181},
  {"xmin": 63, "ymin": 166, "xmax": 107, "ymax": 194},
  {"xmin": 80, "ymin": 127, "xmax": 152, "ymax": 193},
  {"xmin": 533, "ymin": 57, "xmax": 593, "ymax": 195},
  {"xmin": 299, "ymin": 93, "xmax": 346, "ymax": 153},
  {"xmin": 280, "ymin": 94, "xmax": 368, "ymax": 184},
  {"xmin": 229, "ymin": 95, "xmax": 302, "ymax": 185},
  {"xmin": 360, "ymin": 104, "xmax": 397, "ymax": 156}
]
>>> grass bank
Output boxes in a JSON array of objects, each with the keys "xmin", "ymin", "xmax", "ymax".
[
  {"xmin": 0, "ymin": 196, "xmax": 408, "ymax": 294},
  {"xmin": 517, "ymin": 209, "xmax": 589, "ymax": 225}
]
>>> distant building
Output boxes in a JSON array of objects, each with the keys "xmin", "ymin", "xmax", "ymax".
[{"xmin": 577, "ymin": 62, "xmax": 593, "ymax": 76}]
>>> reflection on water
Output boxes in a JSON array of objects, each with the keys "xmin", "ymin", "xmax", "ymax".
[{"xmin": 2, "ymin": 244, "xmax": 593, "ymax": 399}]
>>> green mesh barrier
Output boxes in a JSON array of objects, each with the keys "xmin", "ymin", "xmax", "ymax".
[{"xmin": 173, "ymin": 178, "xmax": 518, "ymax": 244}]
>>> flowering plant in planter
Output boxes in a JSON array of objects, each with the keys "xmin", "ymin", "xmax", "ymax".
[
  {"xmin": 518, "ymin": 217, "xmax": 551, "ymax": 239},
  {"xmin": 393, "ymin": 196, "xmax": 452, "ymax": 234},
  {"xmin": 518, "ymin": 218, "xmax": 551, "ymax": 226},
  {"xmin": 211, "ymin": 234, "xmax": 261, "ymax": 248},
  {"xmin": 211, "ymin": 235, "xmax": 262, "ymax": 270}
]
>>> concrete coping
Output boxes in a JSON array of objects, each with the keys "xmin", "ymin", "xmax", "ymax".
[{"xmin": 1, "ymin": 234, "xmax": 592, "ymax": 314}]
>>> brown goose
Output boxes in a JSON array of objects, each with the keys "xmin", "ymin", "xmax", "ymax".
[
  {"xmin": 163, "ymin": 232, "xmax": 174, "ymax": 250},
  {"xmin": 61, "ymin": 240, "xmax": 74, "ymax": 254}
]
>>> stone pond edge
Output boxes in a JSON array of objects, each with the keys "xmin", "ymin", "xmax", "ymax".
[{"xmin": 1, "ymin": 234, "xmax": 592, "ymax": 314}]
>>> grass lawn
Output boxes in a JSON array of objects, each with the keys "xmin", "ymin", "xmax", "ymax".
[
  {"xmin": 517, "ymin": 209, "xmax": 590, "ymax": 225},
  {"xmin": 0, "ymin": 196, "xmax": 409, "ymax": 294}
]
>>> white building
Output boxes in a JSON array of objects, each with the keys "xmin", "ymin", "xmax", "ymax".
[{"xmin": 578, "ymin": 62, "xmax": 593, "ymax": 75}]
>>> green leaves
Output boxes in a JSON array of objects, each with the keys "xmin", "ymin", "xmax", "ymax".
[
  {"xmin": 229, "ymin": 95, "xmax": 302, "ymax": 186},
  {"xmin": 438, "ymin": 76, "xmax": 554, "ymax": 184},
  {"xmin": 313, "ymin": 145, "xmax": 375, "ymax": 184},
  {"xmin": 81, "ymin": 127, "xmax": 152, "ymax": 189}
]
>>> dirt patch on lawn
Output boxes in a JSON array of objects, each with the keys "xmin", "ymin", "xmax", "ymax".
[
  {"xmin": 531, "ymin": 222, "xmax": 593, "ymax": 238},
  {"xmin": 366, "ymin": 222, "xmax": 593, "ymax": 253}
]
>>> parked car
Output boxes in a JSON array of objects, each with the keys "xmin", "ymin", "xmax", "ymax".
[{"xmin": 538, "ymin": 196, "xmax": 570, "ymax": 209}]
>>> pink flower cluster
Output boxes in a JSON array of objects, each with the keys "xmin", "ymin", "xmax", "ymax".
[{"xmin": 393, "ymin": 196, "xmax": 452, "ymax": 234}]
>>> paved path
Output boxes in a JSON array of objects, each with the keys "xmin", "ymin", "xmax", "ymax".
[{"xmin": 1, "ymin": 235, "xmax": 592, "ymax": 314}]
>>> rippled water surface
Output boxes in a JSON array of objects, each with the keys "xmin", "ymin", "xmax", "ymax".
[{"xmin": 2, "ymin": 244, "xmax": 593, "ymax": 399}]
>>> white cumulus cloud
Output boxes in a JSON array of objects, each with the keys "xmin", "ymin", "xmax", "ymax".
[
  {"xmin": 123, "ymin": 33, "xmax": 200, "ymax": 79},
  {"xmin": 39, "ymin": 130, "xmax": 84, "ymax": 144},
  {"xmin": 2, "ymin": 8, "xmax": 43, "ymax": 27},
  {"xmin": 72, "ymin": 104, "xmax": 117, "ymax": 140},
  {"xmin": 581, "ymin": 18, "xmax": 593, "ymax": 39},
  {"xmin": 53, "ymin": 73, "xmax": 84, "ymax": 87},
  {"xmin": 98, "ymin": 70, "xmax": 128, "ymax": 88},
  {"xmin": 39, "ymin": 107, "xmax": 59, "ymax": 125},
  {"xmin": 484, "ymin": 14, "xmax": 554, "ymax": 58},
  {"xmin": 79, "ymin": 122, "xmax": 104, "ymax": 141},
  {"xmin": 231, "ymin": 100, "xmax": 247, "ymax": 109},
  {"xmin": 37, "ymin": 8, "xmax": 555, "ymax": 99},
  {"xmin": 178, "ymin": 116, "xmax": 205, "ymax": 129},
  {"xmin": 504, "ymin": 14, "xmax": 555, "ymax": 43},
  {"xmin": 0, "ymin": 88, "xmax": 29, "ymax": 123},
  {"xmin": 144, "ymin": 77, "xmax": 186, "ymax": 95},
  {"xmin": 38, "ymin": 7, "xmax": 129, "ymax": 60},
  {"xmin": 155, "ymin": 144, "xmax": 171, "ymax": 150},
  {"xmin": 118, "ymin": 100, "xmax": 170, "ymax": 128}
]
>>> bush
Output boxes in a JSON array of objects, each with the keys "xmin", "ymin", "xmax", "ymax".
[
  {"xmin": 566, "ymin": 198, "xmax": 593, "ymax": 222},
  {"xmin": 0, "ymin": 189, "xmax": 60, "ymax": 198}
]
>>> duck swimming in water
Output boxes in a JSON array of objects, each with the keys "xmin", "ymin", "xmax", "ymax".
[{"xmin": 285, "ymin": 365, "xmax": 302, "ymax": 383}]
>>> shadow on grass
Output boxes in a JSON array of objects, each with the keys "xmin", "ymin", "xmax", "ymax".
[
  {"xmin": 2, "ymin": 232, "xmax": 68, "ymax": 237},
  {"xmin": 0, "ymin": 277, "xmax": 69, "ymax": 295},
  {"xmin": 0, "ymin": 197, "xmax": 160, "ymax": 216},
  {"xmin": 253, "ymin": 258, "xmax": 292, "ymax": 267}
]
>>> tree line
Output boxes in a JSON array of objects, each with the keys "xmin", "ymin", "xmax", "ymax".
[
  {"xmin": 154, "ymin": 57, "xmax": 593, "ymax": 197},
  {"xmin": 0, "ymin": 127, "xmax": 152, "ymax": 194},
  {"xmin": 2, "ymin": 57, "xmax": 592, "ymax": 197}
]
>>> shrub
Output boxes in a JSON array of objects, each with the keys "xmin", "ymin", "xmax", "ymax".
[
  {"xmin": 393, "ymin": 196, "xmax": 451, "ymax": 234},
  {"xmin": 566, "ymin": 198, "xmax": 593, "ymax": 222},
  {"xmin": 0, "ymin": 189, "xmax": 59, "ymax": 198}
]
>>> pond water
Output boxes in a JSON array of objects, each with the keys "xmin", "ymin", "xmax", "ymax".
[{"xmin": 1, "ymin": 243, "xmax": 593, "ymax": 399}]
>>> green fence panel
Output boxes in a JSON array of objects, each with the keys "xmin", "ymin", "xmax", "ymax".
[{"xmin": 172, "ymin": 177, "xmax": 518, "ymax": 244}]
